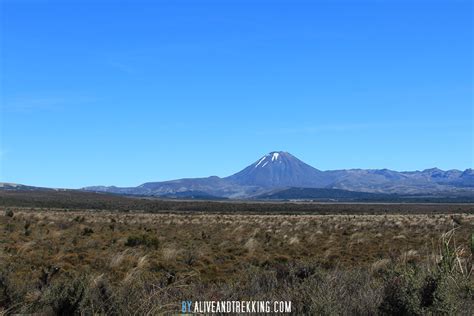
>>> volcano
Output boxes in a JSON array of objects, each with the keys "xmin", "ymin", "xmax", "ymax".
[{"xmin": 226, "ymin": 151, "xmax": 332, "ymax": 188}]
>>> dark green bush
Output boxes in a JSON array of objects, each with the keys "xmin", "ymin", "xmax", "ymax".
[
  {"xmin": 420, "ymin": 274, "xmax": 457, "ymax": 314},
  {"xmin": 379, "ymin": 265, "xmax": 466, "ymax": 315},
  {"xmin": 379, "ymin": 267, "xmax": 423, "ymax": 315},
  {"xmin": 125, "ymin": 234, "xmax": 160, "ymax": 248},
  {"xmin": 81, "ymin": 227, "xmax": 94, "ymax": 236},
  {"xmin": 38, "ymin": 277, "xmax": 86, "ymax": 315}
]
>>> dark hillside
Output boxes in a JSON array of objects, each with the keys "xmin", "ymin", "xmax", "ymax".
[{"xmin": 1, "ymin": 190, "xmax": 473, "ymax": 214}]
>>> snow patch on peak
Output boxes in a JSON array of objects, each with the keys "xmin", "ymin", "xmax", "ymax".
[
  {"xmin": 255, "ymin": 152, "xmax": 285, "ymax": 168},
  {"xmin": 272, "ymin": 152, "xmax": 280, "ymax": 161},
  {"xmin": 255, "ymin": 156, "xmax": 267, "ymax": 168}
]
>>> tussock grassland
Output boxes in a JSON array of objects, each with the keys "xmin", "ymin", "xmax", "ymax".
[{"xmin": 0, "ymin": 208, "xmax": 472, "ymax": 315}]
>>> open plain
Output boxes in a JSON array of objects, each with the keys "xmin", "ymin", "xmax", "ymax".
[{"xmin": 0, "ymin": 192, "xmax": 473, "ymax": 314}]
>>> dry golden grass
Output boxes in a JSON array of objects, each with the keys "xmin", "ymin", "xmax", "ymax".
[
  {"xmin": 0, "ymin": 207, "xmax": 472, "ymax": 314},
  {"xmin": 1, "ymin": 208, "xmax": 472, "ymax": 278}
]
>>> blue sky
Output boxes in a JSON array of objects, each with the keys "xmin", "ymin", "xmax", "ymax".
[{"xmin": 1, "ymin": 0, "xmax": 472, "ymax": 188}]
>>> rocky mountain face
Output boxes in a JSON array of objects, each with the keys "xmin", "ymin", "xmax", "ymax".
[{"xmin": 80, "ymin": 151, "xmax": 474, "ymax": 199}]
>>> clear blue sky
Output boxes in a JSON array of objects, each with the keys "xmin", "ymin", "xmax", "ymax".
[{"xmin": 1, "ymin": 0, "xmax": 472, "ymax": 188}]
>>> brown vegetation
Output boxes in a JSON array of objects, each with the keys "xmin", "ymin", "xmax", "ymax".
[{"xmin": 0, "ymin": 206, "xmax": 472, "ymax": 314}]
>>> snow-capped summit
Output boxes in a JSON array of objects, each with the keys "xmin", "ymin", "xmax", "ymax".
[
  {"xmin": 254, "ymin": 151, "xmax": 286, "ymax": 168},
  {"xmin": 226, "ymin": 151, "xmax": 332, "ymax": 187}
]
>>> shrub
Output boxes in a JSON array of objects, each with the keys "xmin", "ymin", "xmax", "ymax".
[
  {"xmin": 38, "ymin": 276, "xmax": 86, "ymax": 315},
  {"xmin": 420, "ymin": 274, "xmax": 458, "ymax": 314},
  {"xmin": 379, "ymin": 267, "xmax": 423, "ymax": 315},
  {"xmin": 125, "ymin": 234, "xmax": 160, "ymax": 248},
  {"xmin": 379, "ymin": 229, "xmax": 471, "ymax": 315},
  {"xmin": 5, "ymin": 210, "xmax": 13, "ymax": 218},
  {"xmin": 0, "ymin": 273, "xmax": 12, "ymax": 307},
  {"xmin": 24, "ymin": 221, "xmax": 31, "ymax": 236},
  {"xmin": 81, "ymin": 228, "xmax": 94, "ymax": 236}
]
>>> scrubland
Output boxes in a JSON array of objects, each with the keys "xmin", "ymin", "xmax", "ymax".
[{"xmin": 0, "ymin": 207, "xmax": 472, "ymax": 315}]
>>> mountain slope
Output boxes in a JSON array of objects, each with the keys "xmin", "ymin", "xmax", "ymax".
[{"xmin": 226, "ymin": 151, "xmax": 333, "ymax": 188}]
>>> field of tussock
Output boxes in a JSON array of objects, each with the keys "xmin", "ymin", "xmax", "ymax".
[{"xmin": 0, "ymin": 207, "xmax": 473, "ymax": 315}]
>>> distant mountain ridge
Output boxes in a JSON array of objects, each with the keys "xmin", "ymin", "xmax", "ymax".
[
  {"xmin": 0, "ymin": 183, "xmax": 55, "ymax": 191},
  {"xmin": 81, "ymin": 151, "xmax": 474, "ymax": 199}
]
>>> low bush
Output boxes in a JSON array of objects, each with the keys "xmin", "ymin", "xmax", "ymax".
[{"xmin": 125, "ymin": 234, "xmax": 160, "ymax": 248}]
